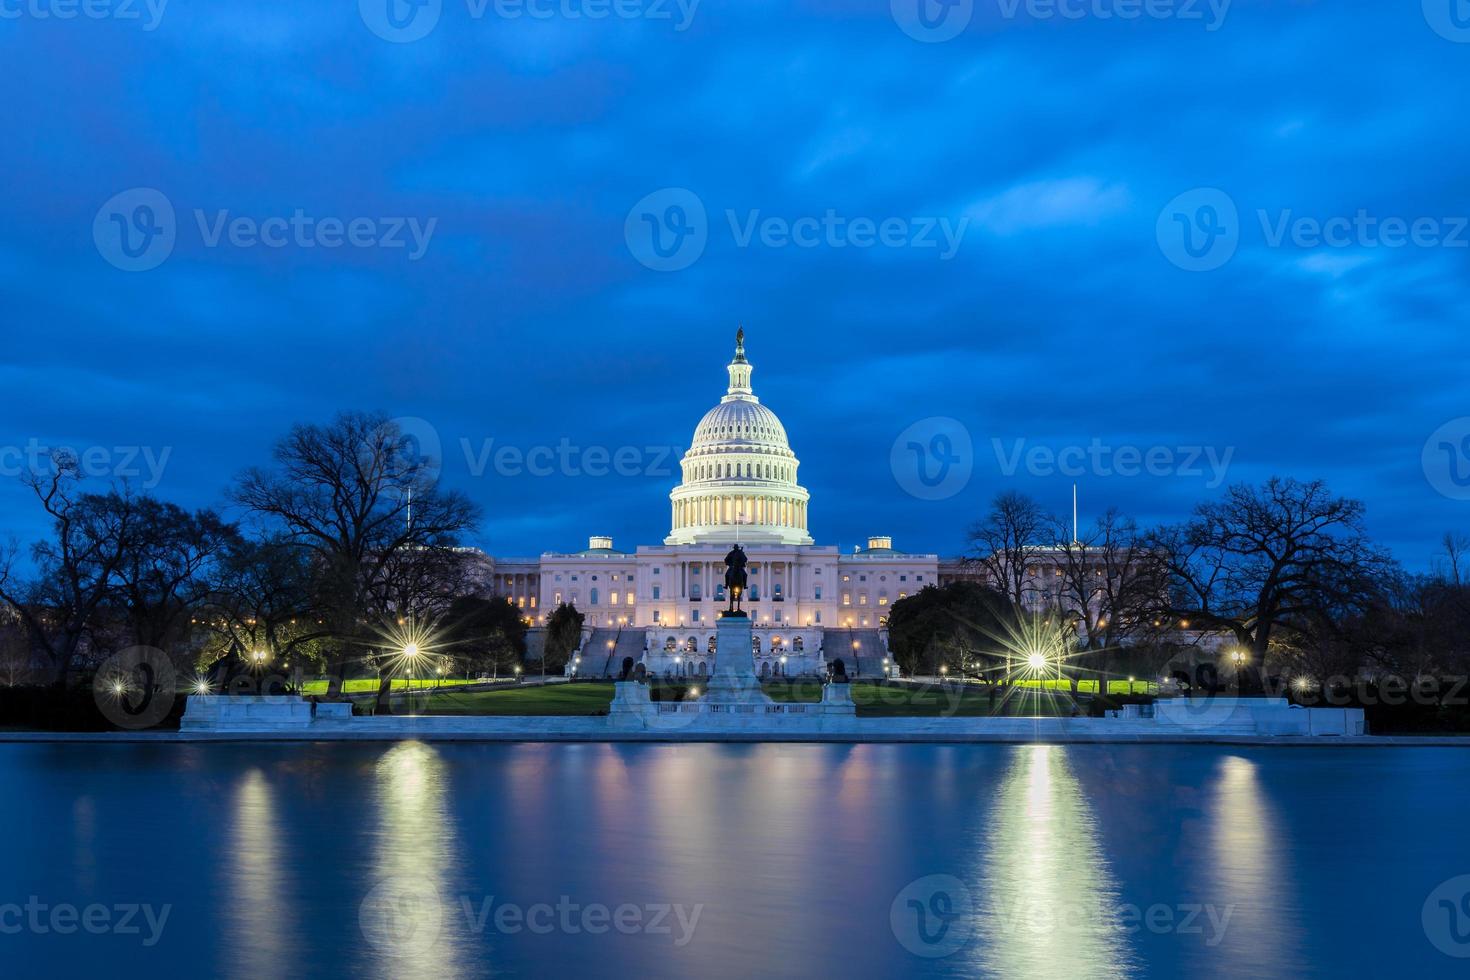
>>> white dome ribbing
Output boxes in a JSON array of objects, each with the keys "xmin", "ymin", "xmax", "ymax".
[{"xmin": 666, "ymin": 329, "xmax": 813, "ymax": 546}]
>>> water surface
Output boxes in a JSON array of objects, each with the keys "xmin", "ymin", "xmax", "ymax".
[{"xmin": 1, "ymin": 742, "xmax": 1466, "ymax": 978}]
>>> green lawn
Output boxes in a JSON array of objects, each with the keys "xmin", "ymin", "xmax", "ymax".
[
  {"xmin": 402, "ymin": 684, "xmax": 616, "ymax": 716},
  {"xmin": 300, "ymin": 677, "xmax": 482, "ymax": 695},
  {"xmin": 390, "ymin": 680, "xmax": 1085, "ymax": 718}
]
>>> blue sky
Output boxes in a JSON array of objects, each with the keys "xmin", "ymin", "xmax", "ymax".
[{"xmin": 1, "ymin": 1, "xmax": 1467, "ymax": 567}]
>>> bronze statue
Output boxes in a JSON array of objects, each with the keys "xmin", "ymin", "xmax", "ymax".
[{"xmin": 723, "ymin": 543, "xmax": 748, "ymax": 617}]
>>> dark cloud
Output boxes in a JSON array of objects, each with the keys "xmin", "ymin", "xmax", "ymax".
[{"xmin": 1, "ymin": 1, "xmax": 1466, "ymax": 567}]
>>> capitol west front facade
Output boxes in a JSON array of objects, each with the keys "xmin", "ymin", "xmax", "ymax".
[{"xmin": 487, "ymin": 331, "xmax": 945, "ymax": 679}]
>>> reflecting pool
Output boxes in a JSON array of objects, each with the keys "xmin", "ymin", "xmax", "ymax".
[{"xmin": 1, "ymin": 742, "xmax": 1467, "ymax": 978}]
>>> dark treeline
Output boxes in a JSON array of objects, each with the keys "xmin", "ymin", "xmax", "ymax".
[
  {"xmin": 886, "ymin": 481, "xmax": 1470, "ymax": 726},
  {"xmin": 0, "ymin": 411, "xmax": 534, "ymax": 715}
]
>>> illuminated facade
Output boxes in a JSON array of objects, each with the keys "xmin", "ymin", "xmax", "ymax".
[{"xmin": 486, "ymin": 331, "xmax": 938, "ymax": 678}]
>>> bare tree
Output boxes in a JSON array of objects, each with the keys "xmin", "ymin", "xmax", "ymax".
[
  {"xmin": 202, "ymin": 533, "xmax": 334, "ymax": 682},
  {"xmin": 232, "ymin": 412, "xmax": 480, "ymax": 701},
  {"xmin": 1147, "ymin": 478, "xmax": 1394, "ymax": 671},
  {"xmin": 0, "ymin": 455, "xmax": 139, "ymax": 684},
  {"xmin": 967, "ymin": 491, "xmax": 1050, "ymax": 608},
  {"xmin": 114, "ymin": 498, "xmax": 238, "ymax": 652},
  {"xmin": 1434, "ymin": 531, "xmax": 1470, "ymax": 587},
  {"xmin": 1050, "ymin": 507, "xmax": 1169, "ymax": 695}
]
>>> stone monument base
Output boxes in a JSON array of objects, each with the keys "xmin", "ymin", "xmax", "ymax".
[{"xmin": 702, "ymin": 614, "xmax": 772, "ymax": 705}]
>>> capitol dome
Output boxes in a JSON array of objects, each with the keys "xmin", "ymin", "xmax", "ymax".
[{"xmin": 666, "ymin": 329, "xmax": 813, "ymax": 546}]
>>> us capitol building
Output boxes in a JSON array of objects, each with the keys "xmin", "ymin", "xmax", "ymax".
[{"xmin": 482, "ymin": 330, "xmax": 955, "ymax": 680}]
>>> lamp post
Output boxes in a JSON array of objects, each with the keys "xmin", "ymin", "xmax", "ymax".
[{"xmin": 1231, "ymin": 649, "xmax": 1246, "ymax": 696}]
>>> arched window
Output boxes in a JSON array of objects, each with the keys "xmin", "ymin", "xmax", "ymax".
[
  {"xmin": 665, "ymin": 636, "xmax": 677, "ymax": 651},
  {"xmin": 685, "ymin": 636, "xmax": 697, "ymax": 652},
  {"xmin": 793, "ymin": 636, "xmax": 804, "ymax": 651},
  {"xmin": 698, "ymin": 661, "xmax": 707, "ymax": 676},
  {"xmin": 707, "ymin": 635, "xmax": 717, "ymax": 653},
  {"xmin": 753, "ymin": 636, "xmax": 763, "ymax": 653}
]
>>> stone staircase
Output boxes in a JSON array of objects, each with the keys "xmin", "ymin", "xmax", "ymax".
[
  {"xmin": 578, "ymin": 627, "xmax": 647, "ymax": 678},
  {"xmin": 822, "ymin": 629, "xmax": 889, "ymax": 678}
]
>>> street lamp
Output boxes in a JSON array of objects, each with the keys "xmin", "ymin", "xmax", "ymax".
[{"xmin": 1230, "ymin": 649, "xmax": 1246, "ymax": 695}]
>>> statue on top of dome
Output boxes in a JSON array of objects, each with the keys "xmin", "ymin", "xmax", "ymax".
[{"xmin": 733, "ymin": 325, "xmax": 746, "ymax": 363}]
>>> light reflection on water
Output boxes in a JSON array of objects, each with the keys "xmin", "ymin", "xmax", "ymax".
[
  {"xmin": 974, "ymin": 745, "xmax": 1136, "ymax": 978},
  {"xmin": 225, "ymin": 769, "xmax": 290, "ymax": 980},
  {"xmin": 360, "ymin": 741, "xmax": 473, "ymax": 980},
  {"xmin": 1, "ymin": 743, "xmax": 1467, "ymax": 979}
]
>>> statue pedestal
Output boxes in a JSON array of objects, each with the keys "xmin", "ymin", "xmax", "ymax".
[{"xmin": 702, "ymin": 614, "xmax": 771, "ymax": 705}]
